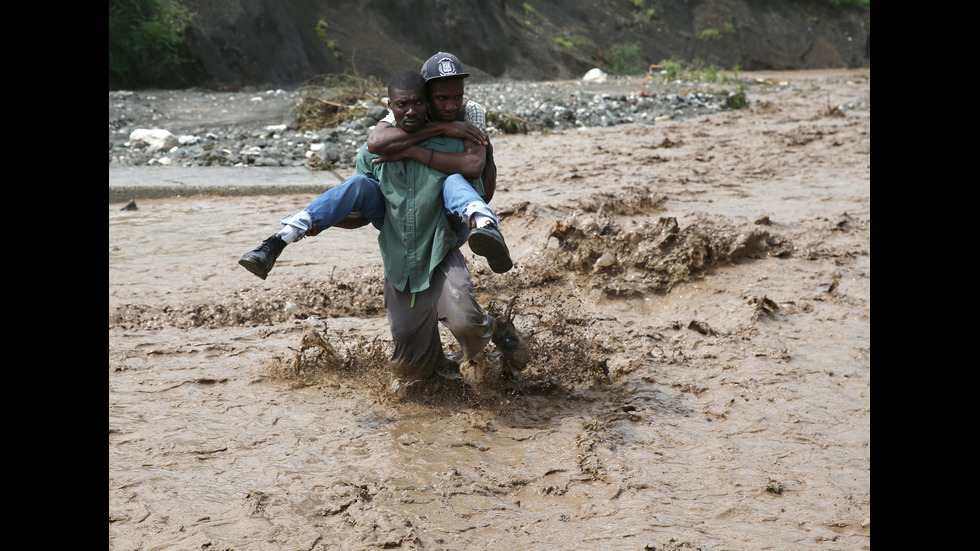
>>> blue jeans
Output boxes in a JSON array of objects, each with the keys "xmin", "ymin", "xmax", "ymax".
[
  {"xmin": 281, "ymin": 174, "xmax": 386, "ymax": 236},
  {"xmin": 282, "ymin": 173, "xmax": 496, "ymax": 243},
  {"xmin": 443, "ymin": 173, "xmax": 497, "ymax": 247}
]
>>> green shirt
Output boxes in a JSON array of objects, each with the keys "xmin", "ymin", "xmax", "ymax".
[{"xmin": 356, "ymin": 135, "xmax": 483, "ymax": 293}]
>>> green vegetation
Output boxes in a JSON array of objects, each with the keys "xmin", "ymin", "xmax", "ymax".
[
  {"xmin": 292, "ymin": 74, "xmax": 386, "ymax": 132},
  {"xmin": 658, "ymin": 59, "xmax": 741, "ymax": 85},
  {"xmin": 315, "ymin": 20, "xmax": 329, "ymax": 42},
  {"xmin": 607, "ymin": 44, "xmax": 646, "ymax": 75},
  {"xmin": 726, "ymin": 87, "xmax": 748, "ymax": 109},
  {"xmin": 730, "ymin": 64, "xmax": 742, "ymax": 81},
  {"xmin": 626, "ymin": 0, "xmax": 655, "ymax": 19},
  {"xmin": 109, "ymin": 0, "xmax": 194, "ymax": 89},
  {"xmin": 698, "ymin": 22, "xmax": 737, "ymax": 42},
  {"xmin": 657, "ymin": 59, "xmax": 685, "ymax": 81},
  {"xmin": 698, "ymin": 28, "xmax": 722, "ymax": 41},
  {"xmin": 655, "ymin": 59, "xmax": 748, "ymax": 109},
  {"xmin": 315, "ymin": 20, "xmax": 343, "ymax": 60},
  {"xmin": 518, "ymin": 3, "xmax": 536, "ymax": 28},
  {"xmin": 554, "ymin": 37, "xmax": 574, "ymax": 49}
]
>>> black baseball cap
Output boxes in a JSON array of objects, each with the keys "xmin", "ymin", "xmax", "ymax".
[{"xmin": 420, "ymin": 52, "xmax": 470, "ymax": 82}]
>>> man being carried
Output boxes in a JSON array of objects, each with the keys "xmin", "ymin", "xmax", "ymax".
[{"xmin": 368, "ymin": 52, "xmax": 507, "ymax": 270}]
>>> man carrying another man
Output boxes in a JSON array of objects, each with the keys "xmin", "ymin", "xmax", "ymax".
[
  {"xmin": 358, "ymin": 69, "xmax": 502, "ymax": 392},
  {"xmin": 240, "ymin": 66, "xmax": 527, "ymax": 394},
  {"xmin": 238, "ymin": 52, "xmax": 511, "ymax": 280}
]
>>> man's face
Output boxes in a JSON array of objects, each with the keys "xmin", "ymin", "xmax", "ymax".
[
  {"xmin": 388, "ymin": 87, "xmax": 427, "ymax": 133},
  {"xmin": 427, "ymin": 78, "xmax": 465, "ymax": 123}
]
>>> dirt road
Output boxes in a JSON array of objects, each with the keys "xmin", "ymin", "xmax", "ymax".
[{"xmin": 109, "ymin": 70, "xmax": 870, "ymax": 550}]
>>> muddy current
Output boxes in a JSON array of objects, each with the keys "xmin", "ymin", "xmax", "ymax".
[{"xmin": 109, "ymin": 70, "xmax": 870, "ymax": 550}]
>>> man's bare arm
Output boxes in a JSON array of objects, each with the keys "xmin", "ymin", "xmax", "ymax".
[
  {"xmin": 372, "ymin": 142, "xmax": 486, "ymax": 180},
  {"xmin": 428, "ymin": 141, "xmax": 486, "ymax": 180},
  {"xmin": 366, "ymin": 120, "xmax": 487, "ymax": 155}
]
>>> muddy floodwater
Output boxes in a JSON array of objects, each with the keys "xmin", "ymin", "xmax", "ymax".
[{"xmin": 109, "ymin": 71, "xmax": 870, "ymax": 550}]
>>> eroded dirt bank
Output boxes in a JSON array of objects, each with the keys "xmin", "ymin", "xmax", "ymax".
[{"xmin": 109, "ymin": 70, "xmax": 870, "ymax": 550}]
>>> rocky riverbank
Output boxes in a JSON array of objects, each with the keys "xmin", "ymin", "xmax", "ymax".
[{"xmin": 108, "ymin": 72, "xmax": 869, "ymax": 172}]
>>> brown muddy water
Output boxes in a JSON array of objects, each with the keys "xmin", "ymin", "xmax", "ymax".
[{"xmin": 109, "ymin": 70, "xmax": 870, "ymax": 550}]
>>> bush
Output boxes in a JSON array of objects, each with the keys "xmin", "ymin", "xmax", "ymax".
[
  {"xmin": 109, "ymin": 0, "xmax": 193, "ymax": 89},
  {"xmin": 699, "ymin": 28, "xmax": 722, "ymax": 41},
  {"xmin": 727, "ymin": 87, "xmax": 748, "ymax": 109},
  {"xmin": 315, "ymin": 19, "xmax": 343, "ymax": 61},
  {"xmin": 607, "ymin": 44, "xmax": 646, "ymax": 75},
  {"xmin": 658, "ymin": 59, "xmax": 685, "ymax": 81},
  {"xmin": 554, "ymin": 37, "xmax": 574, "ymax": 49},
  {"xmin": 658, "ymin": 59, "xmax": 741, "ymax": 85}
]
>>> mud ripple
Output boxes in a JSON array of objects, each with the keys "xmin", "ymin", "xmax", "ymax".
[
  {"xmin": 485, "ymin": 211, "xmax": 792, "ymax": 301},
  {"xmin": 109, "ymin": 273, "xmax": 385, "ymax": 330}
]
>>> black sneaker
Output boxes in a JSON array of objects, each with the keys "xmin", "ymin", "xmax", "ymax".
[
  {"xmin": 468, "ymin": 224, "xmax": 513, "ymax": 273},
  {"xmin": 238, "ymin": 234, "xmax": 287, "ymax": 280}
]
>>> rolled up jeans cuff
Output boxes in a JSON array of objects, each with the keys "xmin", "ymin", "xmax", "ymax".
[
  {"xmin": 461, "ymin": 201, "xmax": 496, "ymax": 225},
  {"xmin": 280, "ymin": 209, "xmax": 314, "ymax": 239}
]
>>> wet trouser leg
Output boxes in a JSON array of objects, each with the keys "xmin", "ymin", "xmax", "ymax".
[
  {"xmin": 384, "ymin": 248, "xmax": 495, "ymax": 381},
  {"xmin": 442, "ymin": 173, "xmax": 498, "ymax": 247},
  {"xmin": 280, "ymin": 174, "xmax": 386, "ymax": 237}
]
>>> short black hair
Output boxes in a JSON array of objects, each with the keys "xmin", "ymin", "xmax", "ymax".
[{"xmin": 388, "ymin": 70, "xmax": 425, "ymax": 97}]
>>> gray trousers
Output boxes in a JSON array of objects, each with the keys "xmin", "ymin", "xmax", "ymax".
[{"xmin": 383, "ymin": 248, "xmax": 495, "ymax": 381}]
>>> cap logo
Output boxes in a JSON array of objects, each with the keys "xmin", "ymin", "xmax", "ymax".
[{"xmin": 436, "ymin": 57, "xmax": 458, "ymax": 76}]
